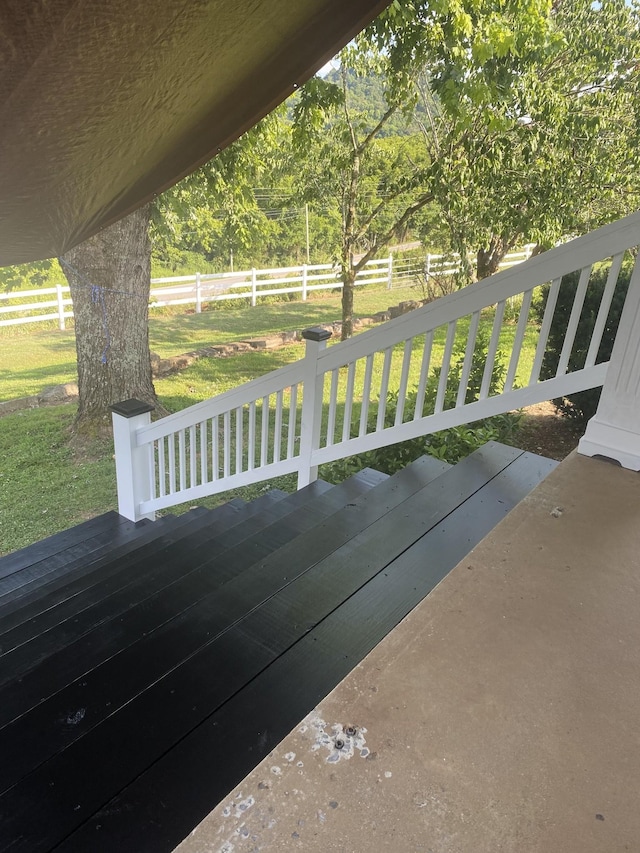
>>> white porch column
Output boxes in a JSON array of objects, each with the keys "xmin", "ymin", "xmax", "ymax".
[{"xmin": 579, "ymin": 257, "xmax": 640, "ymax": 470}]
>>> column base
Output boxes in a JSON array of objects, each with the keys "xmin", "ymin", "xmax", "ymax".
[{"xmin": 578, "ymin": 418, "xmax": 640, "ymax": 471}]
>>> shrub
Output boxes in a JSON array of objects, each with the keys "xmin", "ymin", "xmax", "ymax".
[
  {"xmin": 534, "ymin": 260, "xmax": 632, "ymax": 426},
  {"xmin": 321, "ymin": 330, "xmax": 522, "ymax": 481}
]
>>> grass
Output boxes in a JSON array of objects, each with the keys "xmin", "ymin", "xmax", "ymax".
[
  {"xmin": 0, "ymin": 284, "xmax": 414, "ymax": 402},
  {"xmin": 0, "ymin": 282, "xmax": 541, "ymax": 555}
]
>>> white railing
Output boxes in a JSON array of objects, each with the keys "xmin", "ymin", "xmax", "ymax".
[{"xmin": 112, "ymin": 213, "xmax": 640, "ymax": 520}]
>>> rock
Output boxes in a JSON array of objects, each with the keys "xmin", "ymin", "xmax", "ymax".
[
  {"xmin": 38, "ymin": 383, "xmax": 79, "ymax": 404},
  {"xmin": 0, "ymin": 396, "xmax": 39, "ymax": 416},
  {"xmin": 398, "ymin": 300, "xmax": 421, "ymax": 314},
  {"xmin": 373, "ymin": 311, "xmax": 391, "ymax": 323}
]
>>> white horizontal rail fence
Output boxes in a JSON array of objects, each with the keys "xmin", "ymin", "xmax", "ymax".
[
  {"xmin": 0, "ymin": 285, "xmax": 73, "ymax": 329},
  {"xmin": 113, "ymin": 212, "xmax": 640, "ymax": 520},
  {"xmin": 1, "ymin": 248, "xmax": 537, "ymax": 328}
]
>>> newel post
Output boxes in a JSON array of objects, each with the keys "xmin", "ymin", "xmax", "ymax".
[
  {"xmin": 297, "ymin": 327, "xmax": 332, "ymax": 489},
  {"xmin": 111, "ymin": 399, "xmax": 155, "ymax": 521},
  {"xmin": 579, "ymin": 257, "xmax": 640, "ymax": 470}
]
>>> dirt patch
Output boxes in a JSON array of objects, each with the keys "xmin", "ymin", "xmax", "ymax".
[{"xmin": 514, "ymin": 401, "xmax": 584, "ymax": 461}]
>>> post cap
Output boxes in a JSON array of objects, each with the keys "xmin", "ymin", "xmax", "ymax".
[
  {"xmin": 110, "ymin": 399, "xmax": 155, "ymax": 418},
  {"xmin": 302, "ymin": 326, "xmax": 332, "ymax": 342}
]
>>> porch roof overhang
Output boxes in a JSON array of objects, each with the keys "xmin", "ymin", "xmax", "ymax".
[{"xmin": 0, "ymin": 0, "xmax": 389, "ymax": 267}]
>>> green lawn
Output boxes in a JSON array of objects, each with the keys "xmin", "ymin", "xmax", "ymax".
[
  {"xmin": 0, "ymin": 282, "xmax": 541, "ymax": 555},
  {"xmin": 0, "ymin": 285, "xmax": 414, "ymax": 402}
]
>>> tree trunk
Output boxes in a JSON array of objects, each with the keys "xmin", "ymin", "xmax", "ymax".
[
  {"xmin": 61, "ymin": 204, "xmax": 160, "ymax": 435},
  {"xmin": 341, "ymin": 267, "xmax": 356, "ymax": 341},
  {"xmin": 476, "ymin": 236, "xmax": 508, "ymax": 279}
]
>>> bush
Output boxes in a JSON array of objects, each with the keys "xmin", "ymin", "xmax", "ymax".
[
  {"xmin": 534, "ymin": 261, "xmax": 632, "ymax": 426},
  {"xmin": 321, "ymin": 330, "xmax": 522, "ymax": 481}
]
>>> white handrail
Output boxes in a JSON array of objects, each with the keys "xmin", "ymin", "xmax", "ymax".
[{"xmin": 112, "ymin": 211, "xmax": 640, "ymax": 520}]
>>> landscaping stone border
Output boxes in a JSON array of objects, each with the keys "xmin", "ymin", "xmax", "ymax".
[{"xmin": 1, "ymin": 299, "xmax": 428, "ymax": 415}]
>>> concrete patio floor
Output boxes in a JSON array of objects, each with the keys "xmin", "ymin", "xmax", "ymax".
[{"xmin": 175, "ymin": 451, "xmax": 640, "ymax": 853}]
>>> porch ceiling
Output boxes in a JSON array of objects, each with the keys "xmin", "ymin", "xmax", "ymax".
[
  {"xmin": 0, "ymin": 0, "xmax": 389, "ymax": 266},
  {"xmin": 177, "ymin": 451, "xmax": 640, "ymax": 853}
]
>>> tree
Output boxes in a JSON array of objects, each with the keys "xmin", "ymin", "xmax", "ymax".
[
  {"xmin": 386, "ymin": 0, "xmax": 640, "ymax": 276},
  {"xmin": 60, "ymin": 204, "xmax": 161, "ymax": 435},
  {"xmin": 291, "ymin": 46, "xmax": 436, "ymax": 340}
]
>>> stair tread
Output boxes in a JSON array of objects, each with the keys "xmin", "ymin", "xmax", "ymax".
[
  {"xmin": 0, "ymin": 446, "xmax": 555, "ymax": 852},
  {"xmin": 0, "ymin": 475, "xmax": 374, "ymax": 722},
  {"xmin": 0, "ymin": 502, "xmax": 245, "ymax": 627},
  {"xmin": 58, "ymin": 450, "xmax": 555, "ymax": 852},
  {"xmin": 0, "ymin": 458, "xmax": 445, "ymax": 698}
]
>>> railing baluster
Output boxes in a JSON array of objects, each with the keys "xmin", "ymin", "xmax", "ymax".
[
  {"xmin": 260, "ymin": 395, "xmax": 269, "ymax": 467},
  {"xmin": 556, "ymin": 265, "xmax": 592, "ymax": 376},
  {"xmin": 435, "ymin": 321, "xmax": 457, "ymax": 414},
  {"xmin": 456, "ymin": 311, "xmax": 480, "ymax": 407},
  {"xmin": 168, "ymin": 433, "xmax": 176, "ymax": 494},
  {"xmin": 376, "ymin": 347, "xmax": 393, "ymax": 432},
  {"xmin": 199, "ymin": 421, "xmax": 208, "ymax": 485},
  {"xmin": 414, "ymin": 330, "xmax": 434, "ymax": 420},
  {"xmin": 178, "ymin": 430, "xmax": 186, "ymax": 492},
  {"xmin": 274, "ymin": 390, "xmax": 284, "ymax": 462},
  {"xmin": 149, "ymin": 443, "xmax": 157, "ymax": 501},
  {"xmin": 342, "ymin": 362, "xmax": 356, "ymax": 442},
  {"xmin": 359, "ymin": 354, "xmax": 374, "ymax": 437},
  {"xmin": 189, "ymin": 425, "xmax": 196, "ymax": 488},
  {"xmin": 235, "ymin": 406, "xmax": 243, "ymax": 474},
  {"xmin": 223, "ymin": 411, "xmax": 231, "ymax": 478},
  {"xmin": 248, "ymin": 401, "xmax": 256, "ymax": 470},
  {"xmin": 287, "ymin": 384, "xmax": 298, "ymax": 458},
  {"xmin": 586, "ymin": 253, "xmax": 624, "ymax": 367},
  {"xmin": 505, "ymin": 288, "xmax": 533, "ymax": 392},
  {"xmin": 394, "ymin": 338, "xmax": 414, "ymax": 426},
  {"xmin": 326, "ymin": 369, "xmax": 339, "ymax": 447},
  {"xmin": 529, "ymin": 278, "xmax": 562, "ymax": 384},
  {"xmin": 480, "ymin": 300, "xmax": 506, "ymax": 399},
  {"xmin": 212, "ymin": 416, "xmax": 219, "ymax": 480},
  {"xmin": 158, "ymin": 439, "xmax": 166, "ymax": 497}
]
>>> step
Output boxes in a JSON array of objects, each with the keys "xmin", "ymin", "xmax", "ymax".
[
  {"xmin": 53, "ymin": 449, "xmax": 557, "ymax": 852},
  {"xmin": 0, "ymin": 474, "xmax": 383, "ymax": 723},
  {"xmin": 0, "ymin": 446, "xmax": 523, "ymax": 850},
  {"xmin": 0, "ymin": 512, "xmax": 141, "ymax": 580},
  {"xmin": 0, "ymin": 500, "xmax": 245, "ymax": 626}
]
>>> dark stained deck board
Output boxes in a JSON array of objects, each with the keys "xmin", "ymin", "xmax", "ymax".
[
  {"xmin": 0, "ymin": 446, "xmax": 542, "ymax": 851},
  {"xmin": 0, "ymin": 486, "xmax": 317, "ymax": 656},
  {"xmin": 0, "ymin": 514, "xmax": 153, "ymax": 592},
  {"xmin": 56, "ymin": 451, "xmax": 557, "ymax": 853},
  {"xmin": 0, "ymin": 512, "xmax": 135, "ymax": 580},
  {"xmin": 0, "ymin": 501, "xmax": 242, "ymax": 619},
  {"xmin": 0, "ymin": 469, "xmax": 408, "ymax": 685},
  {"xmin": 0, "ymin": 474, "xmax": 375, "ymax": 724}
]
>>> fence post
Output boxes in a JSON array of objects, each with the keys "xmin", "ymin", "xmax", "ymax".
[
  {"xmin": 297, "ymin": 327, "xmax": 332, "ymax": 489},
  {"xmin": 251, "ymin": 268, "xmax": 257, "ymax": 307},
  {"xmin": 195, "ymin": 272, "xmax": 202, "ymax": 314},
  {"xmin": 387, "ymin": 253, "xmax": 393, "ymax": 290},
  {"xmin": 56, "ymin": 284, "xmax": 66, "ymax": 330},
  {"xmin": 110, "ymin": 399, "xmax": 156, "ymax": 522},
  {"xmin": 425, "ymin": 254, "xmax": 431, "ymax": 279},
  {"xmin": 302, "ymin": 264, "xmax": 308, "ymax": 301}
]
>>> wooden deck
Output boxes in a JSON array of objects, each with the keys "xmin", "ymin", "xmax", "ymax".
[{"xmin": 0, "ymin": 444, "xmax": 556, "ymax": 852}]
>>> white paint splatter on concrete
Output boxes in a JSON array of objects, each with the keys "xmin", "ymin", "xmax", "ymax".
[
  {"xmin": 304, "ymin": 711, "xmax": 368, "ymax": 763},
  {"xmin": 233, "ymin": 796, "xmax": 255, "ymax": 818}
]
